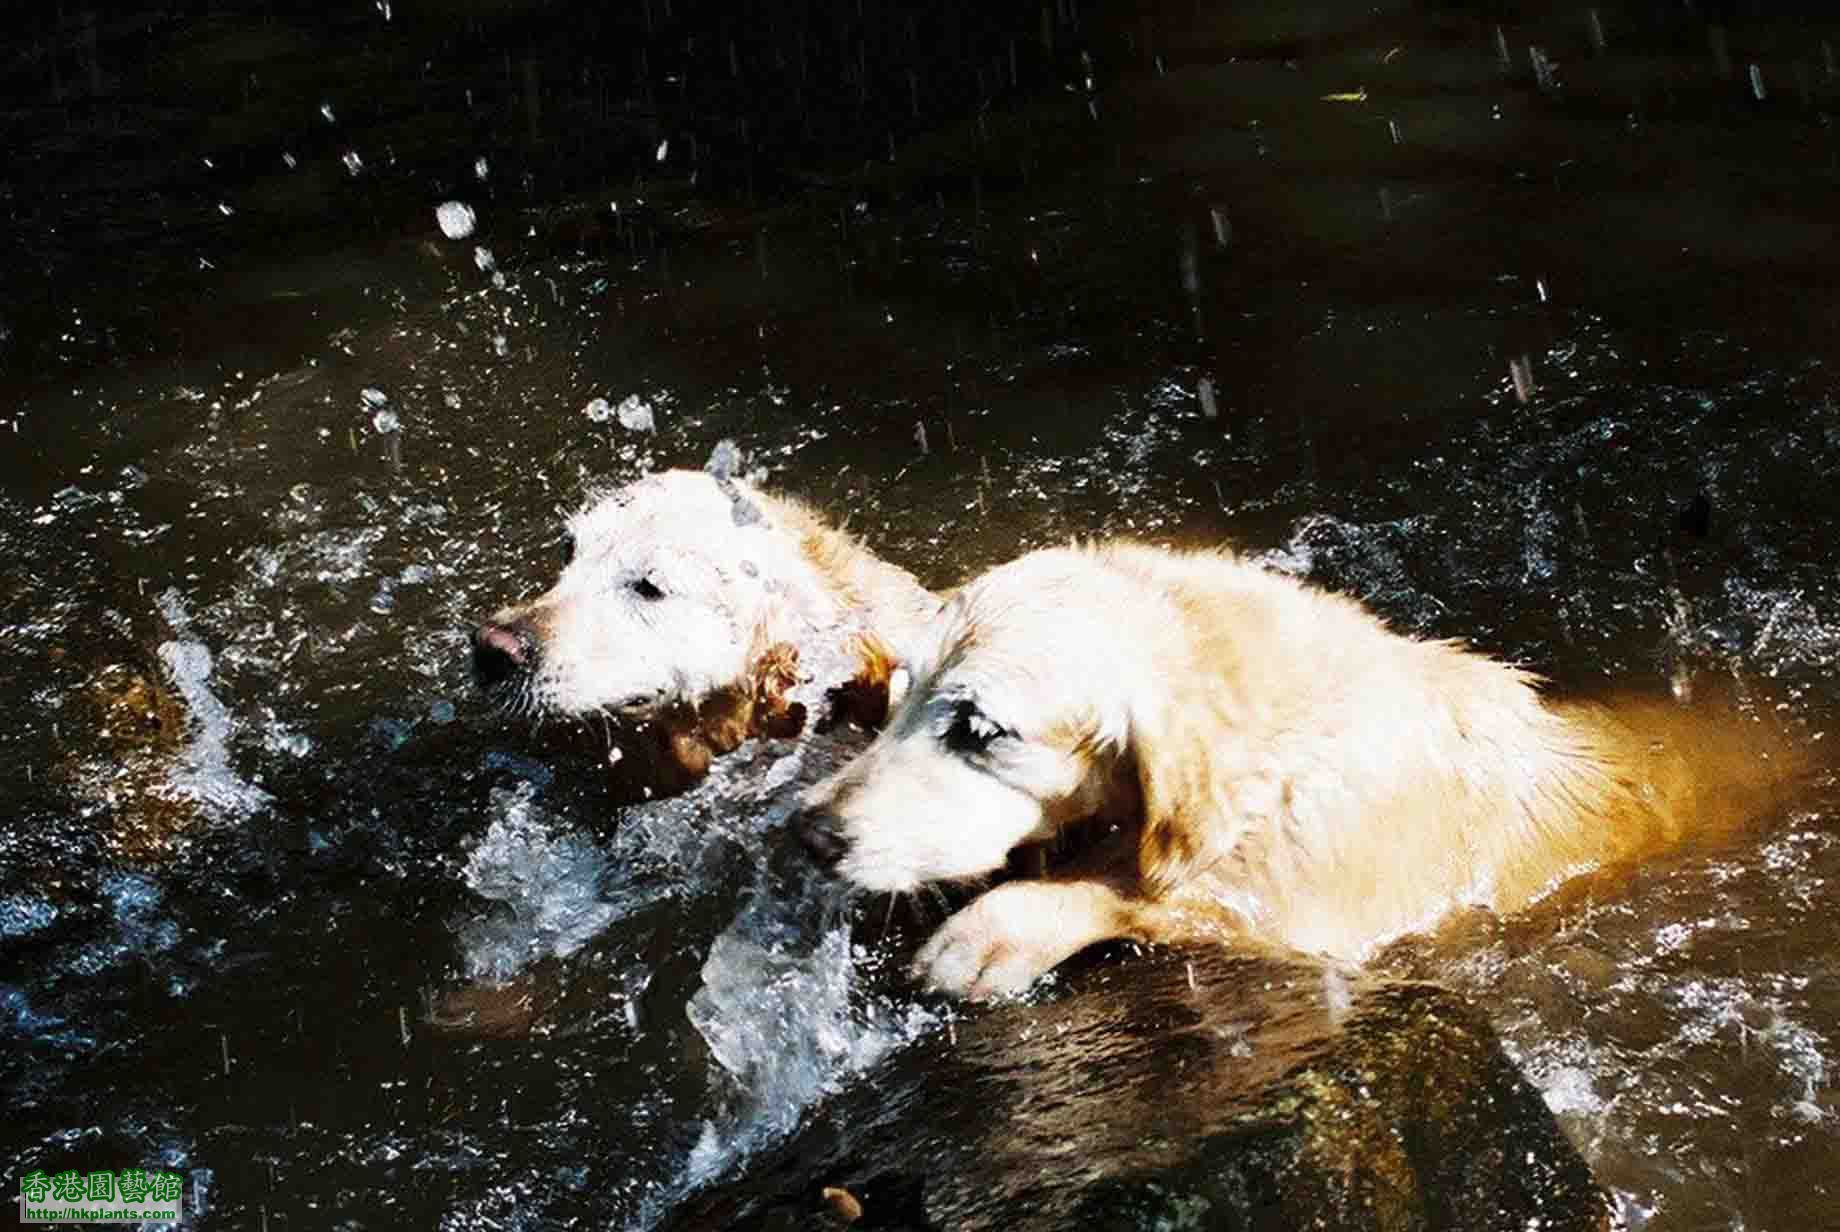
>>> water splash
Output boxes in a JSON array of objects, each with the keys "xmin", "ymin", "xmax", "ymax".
[
  {"xmin": 456, "ymin": 786, "xmax": 633, "ymax": 983},
  {"xmin": 634, "ymin": 880, "xmax": 937, "ymax": 1228},
  {"xmin": 154, "ymin": 590, "xmax": 272, "ymax": 820}
]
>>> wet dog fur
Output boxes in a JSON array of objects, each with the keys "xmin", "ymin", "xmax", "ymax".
[
  {"xmin": 473, "ymin": 451, "xmax": 936, "ymax": 798},
  {"xmin": 795, "ymin": 540, "xmax": 1808, "ymax": 999}
]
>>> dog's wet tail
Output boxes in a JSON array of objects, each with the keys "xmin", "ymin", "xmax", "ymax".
[{"xmin": 1510, "ymin": 678, "xmax": 1819, "ymax": 909}]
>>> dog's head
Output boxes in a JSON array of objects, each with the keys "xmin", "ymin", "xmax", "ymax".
[
  {"xmin": 472, "ymin": 463, "xmax": 834, "ymax": 722},
  {"xmin": 793, "ymin": 547, "xmax": 1163, "ymax": 891}
]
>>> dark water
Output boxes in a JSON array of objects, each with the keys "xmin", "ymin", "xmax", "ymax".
[{"xmin": 5, "ymin": 1, "xmax": 1840, "ymax": 1227}]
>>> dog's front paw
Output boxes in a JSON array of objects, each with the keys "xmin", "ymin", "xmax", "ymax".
[
  {"xmin": 914, "ymin": 910, "xmax": 1051, "ymax": 1001},
  {"xmin": 913, "ymin": 881, "xmax": 1122, "ymax": 1000}
]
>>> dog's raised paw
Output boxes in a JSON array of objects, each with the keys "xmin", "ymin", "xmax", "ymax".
[
  {"xmin": 913, "ymin": 920, "xmax": 1044, "ymax": 1001},
  {"xmin": 912, "ymin": 884, "xmax": 1095, "ymax": 1000}
]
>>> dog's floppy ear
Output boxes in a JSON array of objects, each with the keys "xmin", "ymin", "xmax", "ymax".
[
  {"xmin": 818, "ymin": 632, "xmax": 903, "ymax": 733},
  {"xmin": 1131, "ymin": 700, "xmax": 1212, "ymax": 896},
  {"xmin": 1130, "ymin": 691, "xmax": 1261, "ymax": 898},
  {"xmin": 747, "ymin": 640, "xmax": 808, "ymax": 739}
]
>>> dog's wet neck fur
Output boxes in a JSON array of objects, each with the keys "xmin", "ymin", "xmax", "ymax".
[
  {"xmin": 610, "ymin": 487, "xmax": 936, "ymax": 802},
  {"xmin": 771, "ymin": 490, "xmax": 940, "ymax": 651},
  {"xmin": 751, "ymin": 485, "xmax": 937, "ymax": 715}
]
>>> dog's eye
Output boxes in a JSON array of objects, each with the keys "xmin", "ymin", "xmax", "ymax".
[
  {"xmin": 559, "ymin": 532, "xmax": 577, "ymax": 567},
  {"xmin": 945, "ymin": 701, "xmax": 1007, "ymax": 754},
  {"xmin": 629, "ymin": 575, "xmax": 666, "ymax": 601}
]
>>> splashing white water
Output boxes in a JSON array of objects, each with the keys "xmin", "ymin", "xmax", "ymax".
[
  {"xmin": 454, "ymin": 736, "xmax": 821, "ymax": 985},
  {"xmin": 456, "ymin": 785, "xmax": 631, "ymax": 983},
  {"xmin": 633, "ymin": 910, "xmax": 936, "ymax": 1228},
  {"xmin": 154, "ymin": 590, "xmax": 272, "ymax": 820}
]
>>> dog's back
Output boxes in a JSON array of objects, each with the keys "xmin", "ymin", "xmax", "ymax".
[{"xmin": 1091, "ymin": 542, "xmax": 1813, "ymax": 960}]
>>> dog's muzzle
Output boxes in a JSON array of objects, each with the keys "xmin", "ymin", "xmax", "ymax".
[
  {"xmin": 791, "ymin": 805, "xmax": 850, "ymax": 870},
  {"xmin": 472, "ymin": 618, "xmax": 538, "ymax": 689}
]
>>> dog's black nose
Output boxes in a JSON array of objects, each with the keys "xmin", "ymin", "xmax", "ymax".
[
  {"xmin": 793, "ymin": 806, "xmax": 850, "ymax": 869},
  {"xmin": 472, "ymin": 619, "xmax": 537, "ymax": 689}
]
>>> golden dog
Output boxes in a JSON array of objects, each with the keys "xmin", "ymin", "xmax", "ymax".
[
  {"xmin": 473, "ymin": 448, "xmax": 937, "ymax": 795},
  {"xmin": 794, "ymin": 540, "xmax": 1806, "ymax": 999}
]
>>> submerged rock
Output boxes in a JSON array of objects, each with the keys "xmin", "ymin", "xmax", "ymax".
[{"xmin": 665, "ymin": 947, "xmax": 1607, "ymax": 1232}]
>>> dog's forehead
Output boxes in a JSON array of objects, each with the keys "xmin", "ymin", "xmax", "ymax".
[
  {"xmin": 908, "ymin": 587, "xmax": 1123, "ymax": 743},
  {"xmin": 935, "ymin": 581, "xmax": 1089, "ymax": 663},
  {"xmin": 921, "ymin": 653, "xmax": 1046, "ymax": 728},
  {"xmin": 569, "ymin": 471, "xmax": 763, "ymax": 551}
]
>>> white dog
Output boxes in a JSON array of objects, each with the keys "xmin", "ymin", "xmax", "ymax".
[
  {"xmin": 474, "ymin": 446, "xmax": 938, "ymax": 792},
  {"xmin": 795, "ymin": 540, "xmax": 1805, "ymax": 999}
]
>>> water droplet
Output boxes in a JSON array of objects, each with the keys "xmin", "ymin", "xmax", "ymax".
[
  {"xmin": 615, "ymin": 395, "xmax": 657, "ymax": 433},
  {"xmin": 435, "ymin": 201, "xmax": 477, "ymax": 240},
  {"xmin": 1509, "ymin": 355, "xmax": 1535, "ymax": 404},
  {"xmin": 1529, "ymin": 45, "xmax": 1557, "ymax": 91}
]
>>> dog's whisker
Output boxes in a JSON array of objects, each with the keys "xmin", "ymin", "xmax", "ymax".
[{"xmin": 879, "ymin": 892, "xmax": 899, "ymax": 944}]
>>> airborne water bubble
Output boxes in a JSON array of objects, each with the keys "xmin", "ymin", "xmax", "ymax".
[
  {"xmin": 435, "ymin": 201, "xmax": 477, "ymax": 240},
  {"xmin": 615, "ymin": 394, "xmax": 657, "ymax": 433}
]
